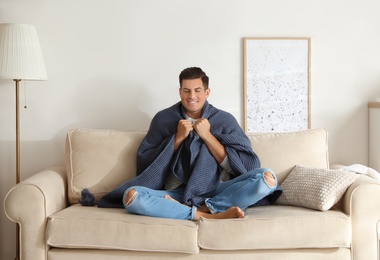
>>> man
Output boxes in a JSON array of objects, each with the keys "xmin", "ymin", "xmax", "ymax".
[{"xmin": 81, "ymin": 67, "xmax": 281, "ymax": 220}]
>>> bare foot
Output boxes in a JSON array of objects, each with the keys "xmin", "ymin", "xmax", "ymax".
[
  {"xmin": 164, "ymin": 196, "xmax": 244, "ymax": 221},
  {"xmin": 215, "ymin": 207, "xmax": 245, "ymax": 219},
  {"xmin": 196, "ymin": 206, "xmax": 244, "ymax": 220}
]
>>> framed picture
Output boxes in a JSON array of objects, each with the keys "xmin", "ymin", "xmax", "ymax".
[{"xmin": 243, "ymin": 37, "xmax": 311, "ymax": 133}]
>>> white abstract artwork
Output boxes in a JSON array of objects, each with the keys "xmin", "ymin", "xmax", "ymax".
[{"xmin": 244, "ymin": 38, "xmax": 310, "ymax": 133}]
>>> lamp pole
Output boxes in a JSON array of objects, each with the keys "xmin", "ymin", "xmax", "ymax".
[
  {"xmin": 14, "ymin": 79, "xmax": 21, "ymax": 260},
  {"xmin": 15, "ymin": 79, "xmax": 21, "ymax": 184}
]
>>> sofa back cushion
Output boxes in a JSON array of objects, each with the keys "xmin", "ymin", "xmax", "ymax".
[
  {"xmin": 66, "ymin": 128, "xmax": 329, "ymax": 204},
  {"xmin": 66, "ymin": 129, "xmax": 146, "ymax": 204},
  {"xmin": 247, "ymin": 128, "xmax": 329, "ymax": 184}
]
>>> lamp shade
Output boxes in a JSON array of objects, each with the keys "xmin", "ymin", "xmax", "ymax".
[{"xmin": 0, "ymin": 23, "xmax": 47, "ymax": 80}]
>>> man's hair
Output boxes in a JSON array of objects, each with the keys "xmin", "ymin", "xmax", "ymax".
[{"xmin": 179, "ymin": 67, "xmax": 209, "ymax": 89}]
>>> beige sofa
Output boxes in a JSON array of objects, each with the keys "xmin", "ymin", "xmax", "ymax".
[{"xmin": 4, "ymin": 128, "xmax": 380, "ymax": 260}]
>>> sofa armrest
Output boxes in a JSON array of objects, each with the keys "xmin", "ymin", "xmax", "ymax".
[
  {"xmin": 3, "ymin": 166, "xmax": 67, "ymax": 260},
  {"xmin": 341, "ymin": 175, "xmax": 380, "ymax": 260}
]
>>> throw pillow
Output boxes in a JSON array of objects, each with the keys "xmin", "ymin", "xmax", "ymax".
[{"xmin": 276, "ymin": 165, "xmax": 359, "ymax": 211}]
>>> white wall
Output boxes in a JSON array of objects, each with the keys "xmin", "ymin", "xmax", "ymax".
[{"xmin": 1, "ymin": 0, "xmax": 380, "ymax": 258}]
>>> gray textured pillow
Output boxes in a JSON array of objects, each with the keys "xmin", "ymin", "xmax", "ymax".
[{"xmin": 276, "ymin": 165, "xmax": 359, "ymax": 211}]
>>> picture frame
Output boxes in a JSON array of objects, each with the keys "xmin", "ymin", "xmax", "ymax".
[{"xmin": 243, "ymin": 37, "xmax": 311, "ymax": 133}]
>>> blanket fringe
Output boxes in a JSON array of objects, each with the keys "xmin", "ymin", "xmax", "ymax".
[{"xmin": 79, "ymin": 188, "xmax": 96, "ymax": 206}]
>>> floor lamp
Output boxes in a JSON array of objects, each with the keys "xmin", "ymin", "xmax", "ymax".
[{"xmin": 0, "ymin": 23, "xmax": 48, "ymax": 260}]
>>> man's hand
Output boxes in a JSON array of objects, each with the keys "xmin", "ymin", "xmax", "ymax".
[
  {"xmin": 193, "ymin": 118, "xmax": 211, "ymax": 139},
  {"xmin": 194, "ymin": 118, "xmax": 226, "ymax": 164},
  {"xmin": 174, "ymin": 118, "xmax": 227, "ymax": 164},
  {"xmin": 174, "ymin": 120, "xmax": 193, "ymax": 152}
]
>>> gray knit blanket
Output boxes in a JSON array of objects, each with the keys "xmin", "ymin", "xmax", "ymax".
[{"xmin": 80, "ymin": 101, "xmax": 260, "ymax": 208}]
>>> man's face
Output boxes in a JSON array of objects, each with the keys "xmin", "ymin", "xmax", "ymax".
[{"xmin": 179, "ymin": 78, "xmax": 210, "ymax": 118}]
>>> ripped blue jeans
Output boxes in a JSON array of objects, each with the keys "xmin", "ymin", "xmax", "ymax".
[{"xmin": 123, "ymin": 168, "xmax": 278, "ymax": 220}]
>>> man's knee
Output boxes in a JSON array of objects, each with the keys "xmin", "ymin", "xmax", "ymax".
[
  {"xmin": 263, "ymin": 171, "xmax": 276, "ymax": 188},
  {"xmin": 125, "ymin": 189, "xmax": 137, "ymax": 206}
]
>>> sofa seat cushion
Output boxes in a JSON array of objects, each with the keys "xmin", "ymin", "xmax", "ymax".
[
  {"xmin": 198, "ymin": 205, "xmax": 351, "ymax": 250},
  {"xmin": 46, "ymin": 205, "xmax": 199, "ymax": 254}
]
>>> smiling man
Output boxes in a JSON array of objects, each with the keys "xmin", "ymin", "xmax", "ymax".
[{"xmin": 82, "ymin": 67, "xmax": 281, "ymax": 220}]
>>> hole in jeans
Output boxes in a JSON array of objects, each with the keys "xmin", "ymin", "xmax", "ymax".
[
  {"xmin": 125, "ymin": 189, "xmax": 137, "ymax": 206},
  {"xmin": 264, "ymin": 172, "xmax": 276, "ymax": 188}
]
